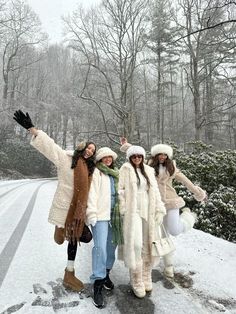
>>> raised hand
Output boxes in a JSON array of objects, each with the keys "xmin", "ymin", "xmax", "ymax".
[
  {"xmin": 120, "ymin": 136, "xmax": 127, "ymax": 145},
  {"xmin": 13, "ymin": 110, "xmax": 34, "ymax": 130}
]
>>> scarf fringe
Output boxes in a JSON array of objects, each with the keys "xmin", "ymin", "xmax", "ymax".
[
  {"xmin": 65, "ymin": 219, "xmax": 85, "ymax": 243},
  {"xmin": 111, "ymin": 202, "xmax": 124, "ymax": 245}
]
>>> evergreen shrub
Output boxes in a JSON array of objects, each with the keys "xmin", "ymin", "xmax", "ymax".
[{"xmin": 174, "ymin": 142, "xmax": 236, "ymax": 243}]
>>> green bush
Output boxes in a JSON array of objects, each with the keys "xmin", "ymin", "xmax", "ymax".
[{"xmin": 173, "ymin": 142, "xmax": 236, "ymax": 243}]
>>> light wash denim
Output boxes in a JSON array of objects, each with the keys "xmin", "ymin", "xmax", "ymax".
[{"xmin": 90, "ymin": 220, "xmax": 117, "ymax": 283}]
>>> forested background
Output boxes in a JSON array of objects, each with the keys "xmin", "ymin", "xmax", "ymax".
[
  {"xmin": 1, "ymin": 0, "xmax": 235, "ymax": 149},
  {"xmin": 0, "ymin": 0, "xmax": 235, "ymax": 241}
]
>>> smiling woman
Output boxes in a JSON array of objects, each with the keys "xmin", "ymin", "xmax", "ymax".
[
  {"xmin": 86, "ymin": 146, "xmax": 122, "ymax": 308},
  {"xmin": 118, "ymin": 145, "xmax": 166, "ymax": 299},
  {"xmin": 26, "ymin": 0, "xmax": 101, "ymax": 43},
  {"xmin": 13, "ymin": 109, "xmax": 97, "ymax": 293}
]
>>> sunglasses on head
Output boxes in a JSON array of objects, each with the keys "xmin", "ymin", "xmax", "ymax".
[{"xmin": 131, "ymin": 154, "xmax": 143, "ymax": 159}]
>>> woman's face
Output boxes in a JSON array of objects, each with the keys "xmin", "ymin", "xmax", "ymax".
[
  {"xmin": 157, "ymin": 153, "xmax": 167, "ymax": 163},
  {"xmin": 130, "ymin": 154, "xmax": 143, "ymax": 167},
  {"xmin": 84, "ymin": 144, "xmax": 96, "ymax": 159},
  {"xmin": 101, "ymin": 156, "xmax": 113, "ymax": 167}
]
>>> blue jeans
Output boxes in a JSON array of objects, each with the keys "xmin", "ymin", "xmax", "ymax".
[{"xmin": 90, "ymin": 221, "xmax": 117, "ymax": 283}]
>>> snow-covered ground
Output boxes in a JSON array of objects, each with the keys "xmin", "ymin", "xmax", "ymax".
[{"xmin": 0, "ymin": 179, "xmax": 235, "ymax": 314}]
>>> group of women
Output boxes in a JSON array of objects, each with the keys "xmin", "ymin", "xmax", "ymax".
[{"xmin": 13, "ymin": 110, "xmax": 206, "ymax": 309}]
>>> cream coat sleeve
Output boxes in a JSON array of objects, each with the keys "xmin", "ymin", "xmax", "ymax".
[
  {"xmin": 86, "ymin": 169, "xmax": 100, "ymax": 224},
  {"xmin": 120, "ymin": 142, "xmax": 132, "ymax": 153},
  {"xmin": 174, "ymin": 165, "xmax": 206, "ymax": 201},
  {"xmin": 149, "ymin": 168, "xmax": 166, "ymax": 224},
  {"xmin": 118, "ymin": 166, "xmax": 127, "ymax": 215},
  {"xmin": 30, "ymin": 130, "xmax": 67, "ymax": 168},
  {"xmin": 155, "ymin": 185, "xmax": 166, "ymax": 215}
]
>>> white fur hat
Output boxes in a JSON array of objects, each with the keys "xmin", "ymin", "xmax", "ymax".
[
  {"xmin": 151, "ymin": 144, "xmax": 173, "ymax": 159},
  {"xmin": 96, "ymin": 147, "xmax": 117, "ymax": 162},
  {"xmin": 126, "ymin": 145, "xmax": 146, "ymax": 159}
]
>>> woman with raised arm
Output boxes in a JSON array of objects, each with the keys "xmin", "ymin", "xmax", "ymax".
[
  {"xmin": 148, "ymin": 144, "xmax": 206, "ymax": 277},
  {"xmin": 13, "ymin": 110, "xmax": 96, "ymax": 292}
]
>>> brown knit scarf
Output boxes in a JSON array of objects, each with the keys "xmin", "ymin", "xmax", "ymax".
[{"xmin": 65, "ymin": 157, "xmax": 92, "ymax": 243}]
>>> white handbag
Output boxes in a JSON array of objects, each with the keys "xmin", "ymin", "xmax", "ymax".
[{"xmin": 152, "ymin": 224, "xmax": 175, "ymax": 257}]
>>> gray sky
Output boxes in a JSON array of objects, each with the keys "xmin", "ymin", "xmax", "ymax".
[{"xmin": 26, "ymin": 0, "xmax": 101, "ymax": 43}]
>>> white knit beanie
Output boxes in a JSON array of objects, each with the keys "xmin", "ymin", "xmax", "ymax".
[
  {"xmin": 151, "ymin": 144, "xmax": 173, "ymax": 159},
  {"xmin": 96, "ymin": 147, "xmax": 117, "ymax": 162},
  {"xmin": 126, "ymin": 145, "xmax": 146, "ymax": 159}
]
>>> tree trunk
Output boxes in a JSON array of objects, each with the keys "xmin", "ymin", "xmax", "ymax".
[
  {"xmin": 204, "ymin": 62, "xmax": 214, "ymax": 143},
  {"xmin": 143, "ymin": 68, "xmax": 150, "ymax": 147}
]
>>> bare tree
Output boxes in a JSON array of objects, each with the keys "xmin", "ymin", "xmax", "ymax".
[
  {"xmin": 63, "ymin": 0, "xmax": 149, "ymax": 143},
  {"xmin": 174, "ymin": 0, "xmax": 236, "ymax": 141},
  {"xmin": 0, "ymin": 0, "xmax": 47, "ymax": 110}
]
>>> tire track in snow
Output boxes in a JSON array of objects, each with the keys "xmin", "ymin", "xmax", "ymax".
[
  {"xmin": 0, "ymin": 178, "xmax": 56, "ymax": 199},
  {"xmin": 0, "ymin": 180, "xmax": 52, "ymax": 288},
  {"xmin": 0, "ymin": 182, "xmax": 33, "ymax": 199}
]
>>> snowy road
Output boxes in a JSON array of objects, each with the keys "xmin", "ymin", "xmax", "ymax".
[{"xmin": 0, "ymin": 179, "xmax": 235, "ymax": 314}]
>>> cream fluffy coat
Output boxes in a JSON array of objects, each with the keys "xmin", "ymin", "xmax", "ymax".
[
  {"xmin": 118, "ymin": 162, "xmax": 166, "ymax": 270},
  {"xmin": 86, "ymin": 168, "xmax": 112, "ymax": 223},
  {"xmin": 31, "ymin": 130, "xmax": 74, "ymax": 227},
  {"xmin": 156, "ymin": 160, "xmax": 206, "ymax": 210}
]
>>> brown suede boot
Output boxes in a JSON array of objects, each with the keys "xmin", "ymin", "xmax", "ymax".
[
  {"xmin": 63, "ymin": 269, "xmax": 84, "ymax": 292},
  {"xmin": 54, "ymin": 226, "xmax": 65, "ymax": 245}
]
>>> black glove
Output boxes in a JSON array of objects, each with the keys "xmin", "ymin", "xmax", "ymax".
[{"xmin": 13, "ymin": 110, "xmax": 34, "ymax": 129}]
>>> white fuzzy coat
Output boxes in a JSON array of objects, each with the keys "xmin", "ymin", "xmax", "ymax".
[
  {"xmin": 118, "ymin": 162, "xmax": 166, "ymax": 269},
  {"xmin": 31, "ymin": 130, "xmax": 74, "ymax": 227},
  {"xmin": 86, "ymin": 168, "xmax": 112, "ymax": 223}
]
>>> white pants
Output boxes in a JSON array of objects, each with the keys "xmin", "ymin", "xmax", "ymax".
[{"xmin": 133, "ymin": 213, "xmax": 150, "ymax": 261}]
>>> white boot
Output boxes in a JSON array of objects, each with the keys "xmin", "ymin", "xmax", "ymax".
[
  {"xmin": 163, "ymin": 252, "xmax": 174, "ymax": 278},
  {"xmin": 129, "ymin": 260, "xmax": 146, "ymax": 298},
  {"xmin": 180, "ymin": 207, "xmax": 197, "ymax": 233},
  {"xmin": 142, "ymin": 256, "xmax": 153, "ymax": 292}
]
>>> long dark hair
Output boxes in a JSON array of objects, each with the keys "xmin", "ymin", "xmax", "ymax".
[
  {"xmin": 129, "ymin": 157, "xmax": 150, "ymax": 188},
  {"xmin": 149, "ymin": 155, "xmax": 175, "ymax": 177},
  {"xmin": 71, "ymin": 141, "xmax": 96, "ymax": 176}
]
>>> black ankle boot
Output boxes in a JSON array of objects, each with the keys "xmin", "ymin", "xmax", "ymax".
[
  {"xmin": 103, "ymin": 269, "xmax": 114, "ymax": 290},
  {"xmin": 93, "ymin": 279, "xmax": 105, "ymax": 308}
]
